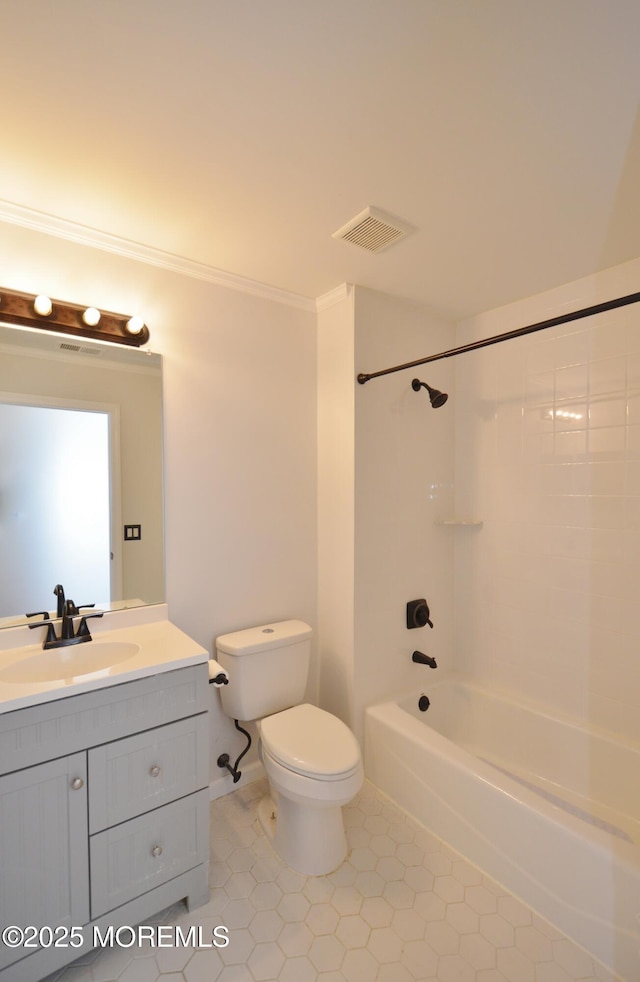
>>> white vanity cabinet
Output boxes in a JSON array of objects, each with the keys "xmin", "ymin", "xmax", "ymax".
[{"xmin": 0, "ymin": 663, "xmax": 210, "ymax": 981}]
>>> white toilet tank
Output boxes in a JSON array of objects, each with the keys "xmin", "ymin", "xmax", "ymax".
[{"xmin": 216, "ymin": 620, "xmax": 313, "ymax": 721}]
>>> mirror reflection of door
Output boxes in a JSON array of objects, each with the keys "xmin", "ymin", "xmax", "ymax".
[{"xmin": 0, "ymin": 400, "xmax": 117, "ymax": 618}]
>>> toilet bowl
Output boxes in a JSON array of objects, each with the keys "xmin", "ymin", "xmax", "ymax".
[
  {"xmin": 258, "ymin": 703, "xmax": 364, "ymax": 875},
  {"xmin": 215, "ymin": 620, "xmax": 363, "ymax": 875}
]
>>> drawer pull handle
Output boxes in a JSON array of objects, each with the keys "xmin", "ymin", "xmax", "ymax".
[
  {"xmin": 151, "ymin": 845, "xmax": 163, "ymax": 858},
  {"xmin": 149, "ymin": 764, "xmax": 161, "ymax": 778},
  {"xmin": 70, "ymin": 777, "xmax": 84, "ymax": 791}
]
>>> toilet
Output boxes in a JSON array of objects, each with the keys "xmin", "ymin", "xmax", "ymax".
[{"xmin": 216, "ymin": 620, "xmax": 363, "ymax": 875}]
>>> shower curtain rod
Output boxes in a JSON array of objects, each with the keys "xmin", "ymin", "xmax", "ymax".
[{"xmin": 356, "ymin": 290, "xmax": 640, "ymax": 384}]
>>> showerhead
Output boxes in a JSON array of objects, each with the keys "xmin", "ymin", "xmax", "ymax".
[{"xmin": 411, "ymin": 378, "xmax": 448, "ymax": 408}]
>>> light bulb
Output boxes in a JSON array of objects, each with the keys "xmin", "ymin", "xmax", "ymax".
[
  {"xmin": 82, "ymin": 307, "xmax": 101, "ymax": 327},
  {"xmin": 126, "ymin": 315, "xmax": 145, "ymax": 335},
  {"xmin": 34, "ymin": 295, "xmax": 53, "ymax": 317}
]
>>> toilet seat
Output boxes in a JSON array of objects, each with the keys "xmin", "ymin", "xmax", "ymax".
[{"xmin": 260, "ymin": 703, "xmax": 361, "ymax": 781}]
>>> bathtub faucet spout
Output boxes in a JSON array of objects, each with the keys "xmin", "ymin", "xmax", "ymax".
[{"xmin": 412, "ymin": 651, "xmax": 437, "ymax": 669}]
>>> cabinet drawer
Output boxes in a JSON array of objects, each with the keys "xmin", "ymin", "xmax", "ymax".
[
  {"xmin": 90, "ymin": 789, "xmax": 209, "ymax": 917},
  {"xmin": 89, "ymin": 713, "xmax": 208, "ymax": 832}
]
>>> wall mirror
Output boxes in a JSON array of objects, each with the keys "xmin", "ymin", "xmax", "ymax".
[{"xmin": 0, "ymin": 322, "xmax": 164, "ymax": 628}]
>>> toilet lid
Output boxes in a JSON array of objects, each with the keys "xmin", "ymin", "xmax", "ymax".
[{"xmin": 261, "ymin": 704, "xmax": 361, "ymax": 779}]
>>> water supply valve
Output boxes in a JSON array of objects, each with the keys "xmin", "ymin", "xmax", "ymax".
[{"xmin": 406, "ymin": 599, "xmax": 433, "ymax": 629}]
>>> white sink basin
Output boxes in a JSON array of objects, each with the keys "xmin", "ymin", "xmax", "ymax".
[{"xmin": 0, "ymin": 641, "xmax": 141, "ymax": 684}]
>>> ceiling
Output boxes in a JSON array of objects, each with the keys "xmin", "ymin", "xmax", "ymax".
[{"xmin": 2, "ymin": 0, "xmax": 640, "ymax": 319}]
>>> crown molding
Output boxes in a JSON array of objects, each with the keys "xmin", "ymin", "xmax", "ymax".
[
  {"xmin": 0, "ymin": 199, "xmax": 317, "ymax": 313},
  {"xmin": 315, "ymin": 283, "xmax": 353, "ymax": 312}
]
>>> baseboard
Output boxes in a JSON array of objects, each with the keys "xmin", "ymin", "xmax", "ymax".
[{"xmin": 209, "ymin": 759, "xmax": 266, "ymax": 800}]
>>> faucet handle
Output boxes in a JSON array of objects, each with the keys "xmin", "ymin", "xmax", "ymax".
[
  {"xmin": 406, "ymin": 599, "xmax": 434, "ymax": 629},
  {"xmin": 28, "ymin": 619, "xmax": 58, "ymax": 646},
  {"xmin": 75, "ymin": 611, "xmax": 104, "ymax": 639}
]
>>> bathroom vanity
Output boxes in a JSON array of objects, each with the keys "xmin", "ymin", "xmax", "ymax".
[{"xmin": 0, "ymin": 605, "xmax": 210, "ymax": 981}]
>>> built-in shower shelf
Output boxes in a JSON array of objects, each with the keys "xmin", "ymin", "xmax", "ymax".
[{"xmin": 435, "ymin": 519, "xmax": 483, "ymax": 527}]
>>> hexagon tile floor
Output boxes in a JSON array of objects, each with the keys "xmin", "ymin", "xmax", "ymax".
[{"xmin": 44, "ymin": 778, "xmax": 620, "ymax": 982}]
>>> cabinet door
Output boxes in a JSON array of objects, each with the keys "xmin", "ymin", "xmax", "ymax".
[{"xmin": 0, "ymin": 753, "xmax": 89, "ymax": 971}]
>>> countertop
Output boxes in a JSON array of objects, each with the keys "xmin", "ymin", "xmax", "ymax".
[{"xmin": 0, "ymin": 603, "xmax": 208, "ymax": 714}]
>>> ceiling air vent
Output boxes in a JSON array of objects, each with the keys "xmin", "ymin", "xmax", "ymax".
[{"xmin": 332, "ymin": 206, "xmax": 412, "ymax": 254}]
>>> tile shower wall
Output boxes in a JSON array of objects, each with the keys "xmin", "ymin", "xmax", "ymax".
[{"xmin": 453, "ymin": 258, "xmax": 640, "ymax": 744}]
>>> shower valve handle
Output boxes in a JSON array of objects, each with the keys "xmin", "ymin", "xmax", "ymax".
[{"xmin": 407, "ymin": 599, "xmax": 433, "ymax": 629}]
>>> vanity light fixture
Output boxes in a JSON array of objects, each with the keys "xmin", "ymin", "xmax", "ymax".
[{"xmin": 0, "ymin": 286, "xmax": 149, "ymax": 347}]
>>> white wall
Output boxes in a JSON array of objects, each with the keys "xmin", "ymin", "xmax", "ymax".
[
  {"xmin": 353, "ymin": 287, "xmax": 456, "ymax": 739},
  {"xmin": 159, "ymin": 275, "xmax": 318, "ymax": 783},
  {"xmin": 454, "ymin": 256, "xmax": 640, "ymax": 743},
  {"xmin": 317, "ymin": 285, "xmax": 456, "ymax": 745},
  {"xmin": 0, "ymin": 220, "xmax": 318, "ymax": 788},
  {"xmin": 317, "ymin": 286, "xmax": 356, "ymax": 726}
]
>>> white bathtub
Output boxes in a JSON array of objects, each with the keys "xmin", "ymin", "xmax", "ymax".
[{"xmin": 365, "ymin": 676, "xmax": 640, "ymax": 981}]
